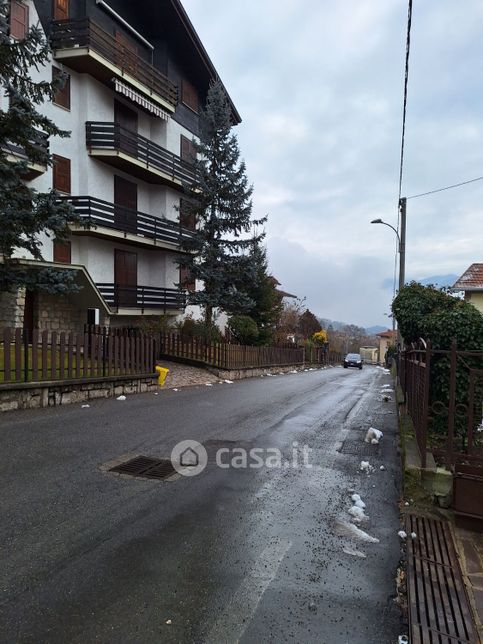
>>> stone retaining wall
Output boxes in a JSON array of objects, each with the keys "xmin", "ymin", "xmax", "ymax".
[{"xmin": 0, "ymin": 374, "xmax": 158, "ymax": 412}]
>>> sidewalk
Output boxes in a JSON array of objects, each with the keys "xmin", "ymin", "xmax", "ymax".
[
  {"xmin": 157, "ymin": 359, "xmax": 222, "ymax": 389},
  {"xmin": 454, "ymin": 526, "xmax": 483, "ymax": 641}
]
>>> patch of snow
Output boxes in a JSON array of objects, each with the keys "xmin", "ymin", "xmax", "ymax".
[
  {"xmin": 360, "ymin": 460, "xmax": 375, "ymax": 474},
  {"xmin": 334, "ymin": 520, "xmax": 380, "ymax": 544},
  {"xmin": 343, "ymin": 547, "xmax": 367, "ymax": 558},
  {"xmin": 411, "ymin": 532, "xmax": 417, "ymax": 540},
  {"xmin": 205, "ymin": 383, "xmax": 213, "ymax": 387},
  {"xmin": 81, "ymin": 404, "xmax": 90, "ymax": 409},
  {"xmin": 116, "ymin": 395, "xmax": 126, "ymax": 401},
  {"xmin": 173, "ymin": 389, "xmax": 178, "ymax": 392},
  {"xmin": 224, "ymin": 380, "xmax": 234, "ymax": 384},
  {"xmin": 398, "ymin": 530, "xmax": 407, "ymax": 540},
  {"xmin": 365, "ymin": 427, "xmax": 383, "ymax": 444},
  {"xmin": 380, "ymin": 465, "xmax": 386, "ymax": 471},
  {"xmin": 398, "ymin": 636, "xmax": 409, "ymax": 644},
  {"xmin": 348, "ymin": 505, "xmax": 369, "ymax": 523}
]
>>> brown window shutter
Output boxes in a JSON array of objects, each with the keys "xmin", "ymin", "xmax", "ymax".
[
  {"xmin": 53, "ymin": 240, "xmax": 71, "ymax": 264},
  {"xmin": 182, "ymin": 79, "xmax": 199, "ymax": 113},
  {"xmin": 10, "ymin": 1, "xmax": 29, "ymax": 39},
  {"xmin": 180, "ymin": 135, "xmax": 195, "ymax": 163},
  {"xmin": 53, "ymin": 155, "xmax": 71, "ymax": 194},
  {"xmin": 179, "ymin": 267, "xmax": 195, "ymax": 293},
  {"xmin": 180, "ymin": 199, "xmax": 196, "ymax": 230},
  {"xmin": 115, "ymin": 30, "xmax": 138, "ymax": 75},
  {"xmin": 53, "ymin": 0, "xmax": 69, "ymax": 21},
  {"xmin": 52, "ymin": 67, "xmax": 71, "ymax": 110}
]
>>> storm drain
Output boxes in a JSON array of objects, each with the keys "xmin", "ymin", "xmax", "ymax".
[
  {"xmin": 406, "ymin": 515, "xmax": 478, "ymax": 643},
  {"xmin": 109, "ymin": 456, "xmax": 176, "ymax": 480},
  {"xmin": 337, "ymin": 439, "xmax": 380, "ymax": 457}
]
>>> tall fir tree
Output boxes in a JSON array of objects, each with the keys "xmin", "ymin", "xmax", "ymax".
[
  {"xmin": 180, "ymin": 80, "xmax": 264, "ymax": 327},
  {"xmin": 240, "ymin": 238, "xmax": 283, "ymax": 345},
  {"xmin": 0, "ymin": 1, "xmax": 75, "ymax": 293}
]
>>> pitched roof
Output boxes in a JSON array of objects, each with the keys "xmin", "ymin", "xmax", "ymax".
[
  {"xmin": 377, "ymin": 330, "xmax": 396, "ymax": 338},
  {"xmin": 453, "ymin": 263, "xmax": 483, "ymax": 291}
]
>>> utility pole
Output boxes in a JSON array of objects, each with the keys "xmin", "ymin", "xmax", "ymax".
[{"xmin": 398, "ymin": 197, "xmax": 407, "ymax": 293}]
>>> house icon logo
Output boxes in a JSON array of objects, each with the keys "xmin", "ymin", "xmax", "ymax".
[
  {"xmin": 171, "ymin": 440, "xmax": 208, "ymax": 477},
  {"xmin": 180, "ymin": 447, "xmax": 199, "ymax": 467}
]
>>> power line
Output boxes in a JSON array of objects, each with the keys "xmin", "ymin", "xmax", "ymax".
[
  {"xmin": 406, "ymin": 175, "xmax": 483, "ymax": 199},
  {"xmin": 393, "ymin": 0, "xmax": 413, "ymax": 300},
  {"xmin": 398, "ymin": 0, "xmax": 413, "ymax": 201}
]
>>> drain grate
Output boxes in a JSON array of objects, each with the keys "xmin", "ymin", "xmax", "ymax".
[
  {"xmin": 110, "ymin": 456, "xmax": 176, "ymax": 480},
  {"xmin": 338, "ymin": 439, "xmax": 380, "ymax": 457},
  {"xmin": 406, "ymin": 515, "xmax": 478, "ymax": 643}
]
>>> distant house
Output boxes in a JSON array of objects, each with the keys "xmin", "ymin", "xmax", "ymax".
[
  {"xmin": 452, "ymin": 264, "xmax": 483, "ymax": 314},
  {"xmin": 376, "ymin": 330, "xmax": 396, "ymax": 362}
]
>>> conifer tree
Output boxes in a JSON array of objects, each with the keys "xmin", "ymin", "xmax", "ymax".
[
  {"xmin": 180, "ymin": 80, "xmax": 264, "ymax": 327},
  {"xmin": 241, "ymin": 239, "xmax": 283, "ymax": 345},
  {"xmin": 0, "ymin": 1, "xmax": 75, "ymax": 292}
]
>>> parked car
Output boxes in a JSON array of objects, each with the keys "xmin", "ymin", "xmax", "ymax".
[{"xmin": 343, "ymin": 353, "xmax": 363, "ymax": 369}]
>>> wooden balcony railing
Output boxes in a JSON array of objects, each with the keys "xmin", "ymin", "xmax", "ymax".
[
  {"xmin": 51, "ymin": 19, "xmax": 178, "ymax": 109},
  {"xmin": 59, "ymin": 195, "xmax": 195, "ymax": 247},
  {"xmin": 97, "ymin": 284, "xmax": 186, "ymax": 312},
  {"xmin": 86, "ymin": 122, "xmax": 196, "ymax": 187}
]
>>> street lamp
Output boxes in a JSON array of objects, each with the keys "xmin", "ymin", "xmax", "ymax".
[{"xmin": 370, "ymin": 197, "xmax": 406, "ymax": 294}]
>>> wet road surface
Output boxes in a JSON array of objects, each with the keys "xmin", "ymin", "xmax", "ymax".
[{"xmin": 1, "ymin": 365, "xmax": 402, "ymax": 643}]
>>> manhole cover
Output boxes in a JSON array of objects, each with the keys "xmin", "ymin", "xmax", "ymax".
[
  {"xmin": 110, "ymin": 456, "xmax": 176, "ymax": 480},
  {"xmin": 338, "ymin": 440, "xmax": 380, "ymax": 456}
]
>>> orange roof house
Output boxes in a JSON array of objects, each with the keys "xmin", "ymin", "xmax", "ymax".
[{"xmin": 453, "ymin": 264, "xmax": 483, "ymax": 314}]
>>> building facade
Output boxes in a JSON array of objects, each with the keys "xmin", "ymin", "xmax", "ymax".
[
  {"xmin": 1, "ymin": 0, "xmax": 240, "ymax": 332},
  {"xmin": 453, "ymin": 264, "xmax": 483, "ymax": 315}
]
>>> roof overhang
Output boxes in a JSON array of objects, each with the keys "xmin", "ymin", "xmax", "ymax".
[{"xmin": 9, "ymin": 259, "xmax": 110, "ymax": 314}]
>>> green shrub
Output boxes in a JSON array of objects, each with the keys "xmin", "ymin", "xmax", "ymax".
[{"xmin": 228, "ymin": 315, "xmax": 259, "ymax": 345}]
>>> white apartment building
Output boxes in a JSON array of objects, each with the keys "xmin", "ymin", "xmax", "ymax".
[{"xmin": 1, "ymin": 0, "xmax": 240, "ymax": 333}]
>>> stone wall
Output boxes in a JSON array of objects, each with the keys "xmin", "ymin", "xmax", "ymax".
[
  {"xmin": 0, "ymin": 288, "xmax": 25, "ymax": 329},
  {"xmin": 0, "ymin": 375, "xmax": 158, "ymax": 412},
  {"xmin": 35, "ymin": 293, "xmax": 103, "ymax": 334}
]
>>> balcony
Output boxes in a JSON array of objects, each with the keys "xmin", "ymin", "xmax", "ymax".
[
  {"xmin": 3, "ymin": 133, "xmax": 49, "ymax": 180},
  {"xmin": 86, "ymin": 122, "xmax": 196, "ymax": 188},
  {"xmin": 97, "ymin": 284, "xmax": 186, "ymax": 313},
  {"xmin": 61, "ymin": 196, "xmax": 195, "ymax": 250},
  {"xmin": 51, "ymin": 19, "xmax": 178, "ymax": 113}
]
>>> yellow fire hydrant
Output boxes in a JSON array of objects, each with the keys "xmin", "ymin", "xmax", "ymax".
[{"xmin": 155, "ymin": 365, "xmax": 169, "ymax": 386}]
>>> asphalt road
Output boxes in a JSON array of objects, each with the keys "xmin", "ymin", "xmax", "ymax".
[{"xmin": 1, "ymin": 365, "xmax": 403, "ymax": 643}]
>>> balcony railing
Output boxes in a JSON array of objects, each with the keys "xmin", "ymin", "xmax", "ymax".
[
  {"xmin": 51, "ymin": 19, "xmax": 178, "ymax": 110},
  {"xmin": 97, "ymin": 284, "xmax": 186, "ymax": 312},
  {"xmin": 60, "ymin": 195, "xmax": 195, "ymax": 247},
  {"xmin": 86, "ymin": 122, "xmax": 196, "ymax": 188},
  {"xmin": 3, "ymin": 132, "xmax": 49, "ymax": 178}
]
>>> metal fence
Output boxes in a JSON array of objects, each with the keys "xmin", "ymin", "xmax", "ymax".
[
  {"xmin": 0, "ymin": 328, "xmax": 156, "ymax": 384},
  {"xmin": 399, "ymin": 340, "xmax": 483, "ymax": 468},
  {"xmin": 158, "ymin": 333, "xmax": 341, "ymax": 370}
]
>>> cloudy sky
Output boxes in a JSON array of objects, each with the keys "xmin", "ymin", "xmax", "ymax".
[{"xmin": 182, "ymin": 0, "xmax": 483, "ymax": 328}]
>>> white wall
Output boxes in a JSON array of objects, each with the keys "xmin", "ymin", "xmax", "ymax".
[{"xmin": 7, "ymin": 2, "xmax": 197, "ymax": 302}]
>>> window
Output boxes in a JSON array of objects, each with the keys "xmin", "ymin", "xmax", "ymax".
[
  {"xmin": 53, "ymin": 155, "xmax": 71, "ymax": 194},
  {"xmin": 10, "ymin": 1, "xmax": 29, "ymax": 40},
  {"xmin": 52, "ymin": 67, "xmax": 70, "ymax": 110},
  {"xmin": 53, "ymin": 0, "xmax": 69, "ymax": 21},
  {"xmin": 182, "ymin": 79, "xmax": 199, "ymax": 113},
  {"xmin": 53, "ymin": 240, "xmax": 71, "ymax": 264},
  {"xmin": 180, "ymin": 135, "xmax": 195, "ymax": 163},
  {"xmin": 179, "ymin": 267, "xmax": 195, "ymax": 293},
  {"xmin": 179, "ymin": 199, "xmax": 196, "ymax": 231}
]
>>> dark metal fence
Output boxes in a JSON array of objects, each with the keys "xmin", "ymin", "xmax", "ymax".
[
  {"xmin": 399, "ymin": 340, "xmax": 483, "ymax": 468},
  {"xmin": 0, "ymin": 328, "xmax": 156, "ymax": 384},
  {"xmin": 158, "ymin": 333, "xmax": 341, "ymax": 370}
]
